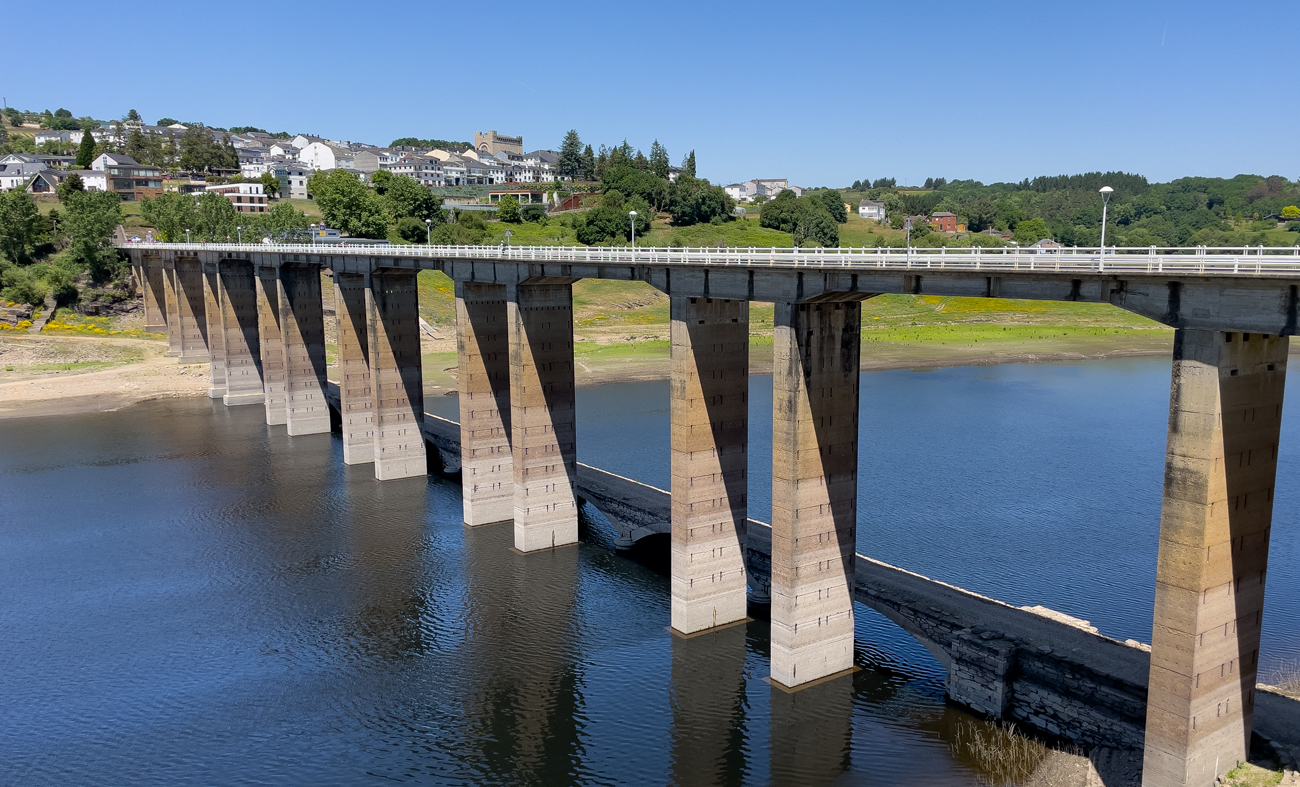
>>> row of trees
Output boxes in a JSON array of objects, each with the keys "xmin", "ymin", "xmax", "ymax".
[
  {"xmin": 842, "ymin": 172, "xmax": 1300, "ymax": 247},
  {"xmin": 307, "ymin": 170, "xmax": 448, "ymax": 241},
  {"xmin": 759, "ymin": 189, "xmax": 848, "ymax": 247},
  {"xmin": 556, "ymin": 131, "xmax": 680, "ymax": 184},
  {"xmin": 389, "ymin": 137, "xmax": 471, "ymax": 150},
  {"xmin": 141, "ymin": 193, "xmax": 312, "ymax": 243}
]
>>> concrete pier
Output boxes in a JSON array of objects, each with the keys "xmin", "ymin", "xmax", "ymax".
[
  {"xmin": 769, "ymin": 300, "xmax": 862, "ymax": 688},
  {"xmin": 256, "ymin": 265, "xmax": 287, "ymax": 425},
  {"xmin": 507, "ymin": 281, "xmax": 579, "ymax": 552},
  {"xmin": 141, "ymin": 253, "xmax": 166, "ymax": 333},
  {"xmin": 368, "ymin": 270, "xmax": 426, "ymax": 479},
  {"xmin": 278, "ymin": 264, "xmax": 331, "ymax": 436},
  {"xmin": 670, "ymin": 296, "xmax": 750, "ymax": 635},
  {"xmin": 162, "ymin": 257, "xmax": 181, "ymax": 357},
  {"xmin": 174, "ymin": 257, "xmax": 210, "ymax": 364},
  {"xmin": 1142, "ymin": 330, "xmax": 1288, "ymax": 787},
  {"xmin": 202, "ymin": 259, "xmax": 226, "ymax": 399},
  {"xmin": 217, "ymin": 260, "xmax": 264, "ymax": 406},
  {"xmin": 335, "ymin": 272, "xmax": 373, "ymax": 465},
  {"xmin": 456, "ymin": 281, "xmax": 513, "ymax": 525}
]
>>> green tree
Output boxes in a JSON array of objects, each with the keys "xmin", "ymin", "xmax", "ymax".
[
  {"xmin": 649, "ymin": 140, "xmax": 670, "ymax": 180},
  {"xmin": 667, "ymin": 175, "xmax": 733, "ymax": 226},
  {"xmin": 179, "ymin": 124, "xmax": 237, "ymax": 172},
  {"xmin": 126, "ymin": 109, "xmax": 141, "ymax": 122},
  {"xmin": 140, "ymin": 192, "xmax": 198, "ymax": 242},
  {"xmin": 371, "ymin": 169, "xmax": 393, "ymax": 195},
  {"xmin": 558, "ymin": 130, "xmax": 583, "ymax": 181},
  {"xmin": 193, "ymin": 192, "xmax": 239, "ymax": 242},
  {"xmin": 1012, "ymin": 217, "xmax": 1052, "ymax": 244},
  {"xmin": 795, "ymin": 208, "xmax": 839, "ymax": 247},
  {"xmin": 260, "ymin": 171, "xmax": 280, "ymax": 198},
  {"xmin": 396, "ymin": 216, "xmax": 428, "ymax": 243},
  {"xmin": 0, "ymin": 189, "xmax": 40, "ymax": 263},
  {"xmin": 57, "ymin": 172, "xmax": 86, "ymax": 203},
  {"xmin": 1281, "ymin": 205, "xmax": 1300, "ymax": 219},
  {"xmin": 497, "ymin": 195, "xmax": 521, "ymax": 223},
  {"xmin": 248, "ymin": 202, "xmax": 310, "ymax": 241},
  {"xmin": 681, "ymin": 150, "xmax": 696, "ymax": 179},
  {"xmin": 384, "ymin": 174, "xmax": 443, "ymax": 224},
  {"xmin": 579, "ymin": 145, "xmax": 595, "ymax": 181},
  {"xmin": 521, "ymin": 203, "xmax": 547, "ymax": 223},
  {"xmin": 64, "ymin": 191, "xmax": 124, "ymax": 280},
  {"xmin": 124, "ymin": 127, "xmax": 149, "ymax": 162},
  {"xmin": 76, "ymin": 129, "xmax": 96, "ymax": 169},
  {"xmin": 963, "ymin": 197, "xmax": 997, "ymax": 232},
  {"xmin": 816, "ymin": 189, "xmax": 847, "ymax": 223},
  {"xmin": 760, "ymin": 190, "xmax": 802, "ymax": 233},
  {"xmin": 311, "ymin": 170, "xmax": 389, "ymax": 239}
]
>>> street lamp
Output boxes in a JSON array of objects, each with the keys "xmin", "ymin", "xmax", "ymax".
[
  {"xmin": 237, "ymin": 225, "xmax": 243, "ymax": 244},
  {"xmin": 185, "ymin": 228, "xmax": 190, "ymax": 243},
  {"xmin": 629, "ymin": 210, "xmax": 637, "ymax": 248},
  {"xmin": 1098, "ymin": 186, "xmax": 1114, "ymax": 256},
  {"xmin": 425, "ymin": 218, "xmax": 432, "ymax": 244}
]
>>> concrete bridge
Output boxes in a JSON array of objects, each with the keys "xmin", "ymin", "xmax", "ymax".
[{"xmin": 122, "ymin": 241, "xmax": 1300, "ymax": 787}]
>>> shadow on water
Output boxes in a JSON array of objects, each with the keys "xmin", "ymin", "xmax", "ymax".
[{"xmin": 21, "ymin": 370, "xmax": 1297, "ymax": 784}]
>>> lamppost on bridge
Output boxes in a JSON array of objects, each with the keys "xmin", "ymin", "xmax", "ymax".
[
  {"xmin": 425, "ymin": 218, "xmax": 432, "ymax": 244},
  {"xmin": 629, "ymin": 210, "xmax": 637, "ymax": 248},
  {"xmin": 237, "ymin": 226, "xmax": 243, "ymax": 244},
  {"xmin": 1098, "ymin": 186, "xmax": 1114, "ymax": 256},
  {"xmin": 185, "ymin": 228, "xmax": 190, "ymax": 244}
]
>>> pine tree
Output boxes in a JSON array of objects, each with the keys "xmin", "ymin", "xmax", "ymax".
[
  {"xmin": 682, "ymin": 150, "xmax": 696, "ymax": 179},
  {"xmin": 558, "ymin": 129, "xmax": 583, "ymax": 181},
  {"xmin": 649, "ymin": 140, "xmax": 669, "ymax": 180},
  {"xmin": 580, "ymin": 144, "xmax": 595, "ymax": 181},
  {"xmin": 76, "ymin": 129, "xmax": 96, "ymax": 169}
]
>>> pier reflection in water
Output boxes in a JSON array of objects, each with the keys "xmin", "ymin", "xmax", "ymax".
[{"xmin": 2, "ymin": 396, "xmax": 999, "ymax": 785}]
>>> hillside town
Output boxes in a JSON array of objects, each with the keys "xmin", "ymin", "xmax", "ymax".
[{"xmin": 3, "ymin": 122, "xmax": 584, "ymax": 204}]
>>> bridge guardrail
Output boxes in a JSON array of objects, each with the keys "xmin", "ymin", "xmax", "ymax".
[{"xmin": 115, "ymin": 242, "xmax": 1300, "ymax": 277}]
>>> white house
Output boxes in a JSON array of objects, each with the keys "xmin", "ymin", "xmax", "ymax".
[
  {"xmin": 298, "ymin": 141, "xmax": 354, "ymax": 171},
  {"xmin": 34, "ymin": 130, "xmax": 79, "ymax": 147},
  {"xmin": 270, "ymin": 161, "xmax": 309, "ymax": 200},
  {"xmin": 0, "ymin": 161, "xmax": 46, "ymax": 191},
  {"xmin": 269, "ymin": 142, "xmax": 300, "ymax": 160},
  {"xmin": 388, "ymin": 155, "xmax": 444, "ymax": 187},
  {"xmin": 90, "ymin": 152, "xmax": 140, "ymax": 172},
  {"xmin": 857, "ymin": 199, "xmax": 886, "ymax": 221}
]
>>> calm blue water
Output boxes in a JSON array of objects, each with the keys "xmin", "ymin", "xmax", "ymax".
[{"xmin": 2, "ymin": 359, "xmax": 1298, "ymax": 785}]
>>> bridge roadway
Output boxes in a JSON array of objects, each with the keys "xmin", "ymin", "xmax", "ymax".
[{"xmin": 123, "ymin": 242, "xmax": 1300, "ymax": 787}]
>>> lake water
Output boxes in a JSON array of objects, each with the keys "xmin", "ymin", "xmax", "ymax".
[{"xmin": 3, "ymin": 359, "xmax": 1297, "ymax": 785}]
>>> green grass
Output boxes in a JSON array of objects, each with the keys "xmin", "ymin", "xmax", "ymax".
[
  {"xmin": 282, "ymin": 198, "xmax": 322, "ymax": 218},
  {"xmin": 482, "ymin": 220, "xmax": 581, "ymax": 246}
]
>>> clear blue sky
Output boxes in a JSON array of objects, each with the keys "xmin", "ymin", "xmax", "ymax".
[{"xmin": 7, "ymin": 0, "xmax": 1296, "ymax": 187}]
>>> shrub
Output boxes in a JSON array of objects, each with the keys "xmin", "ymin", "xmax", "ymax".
[
  {"xmin": 497, "ymin": 195, "xmax": 521, "ymax": 223},
  {"xmin": 521, "ymin": 203, "xmax": 547, "ymax": 223},
  {"xmin": 396, "ymin": 216, "xmax": 428, "ymax": 244},
  {"xmin": 1, "ymin": 267, "xmax": 47, "ymax": 306}
]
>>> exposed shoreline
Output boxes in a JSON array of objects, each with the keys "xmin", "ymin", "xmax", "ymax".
[{"xmin": 0, "ymin": 331, "xmax": 1185, "ymax": 421}]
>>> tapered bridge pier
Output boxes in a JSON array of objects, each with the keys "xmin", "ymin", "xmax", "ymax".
[{"xmin": 127, "ymin": 242, "xmax": 1300, "ymax": 787}]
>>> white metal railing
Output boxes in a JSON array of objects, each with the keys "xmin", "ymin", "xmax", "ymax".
[{"xmin": 116, "ymin": 242, "xmax": 1300, "ymax": 277}]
